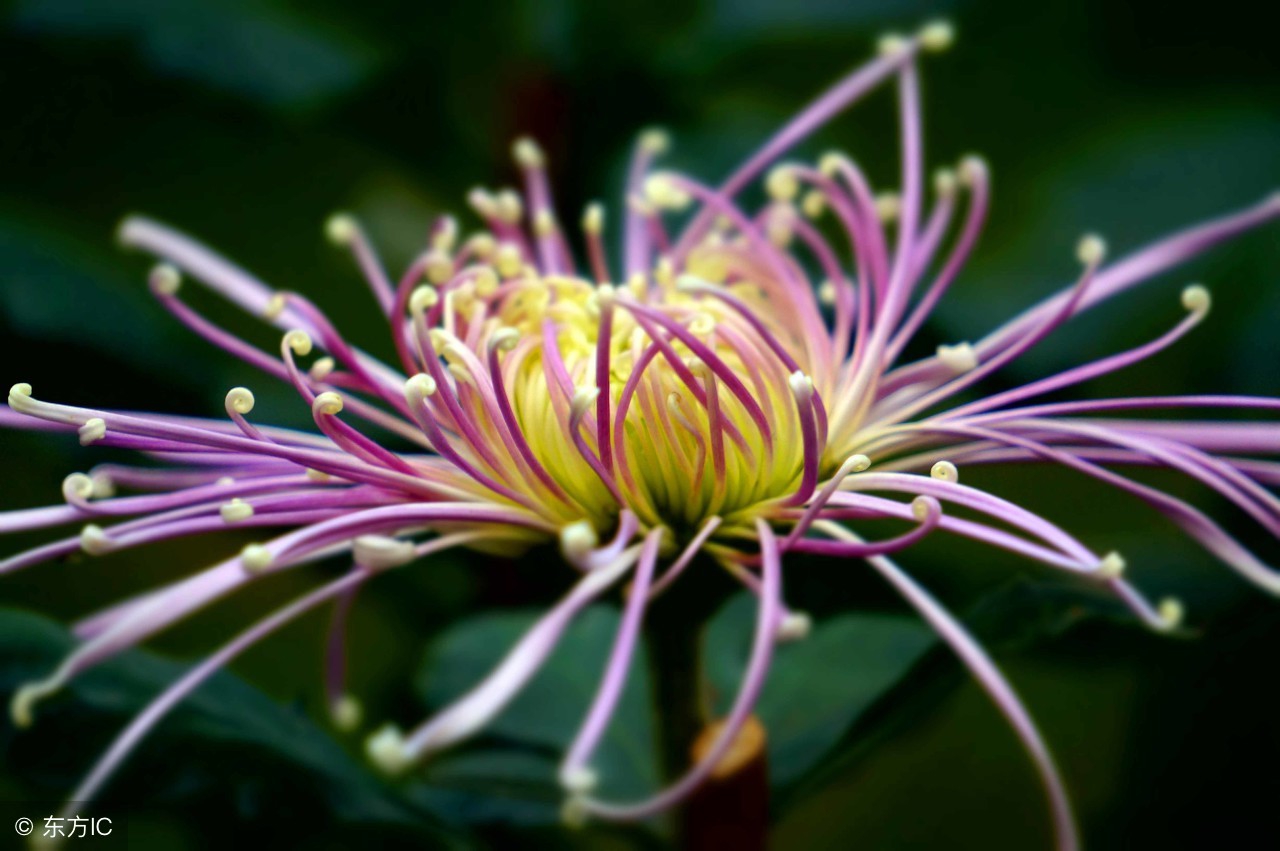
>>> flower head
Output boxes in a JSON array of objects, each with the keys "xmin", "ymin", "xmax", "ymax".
[{"xmin": 4, "ymin": 21, "xmax": 1279, "ymax": 847}]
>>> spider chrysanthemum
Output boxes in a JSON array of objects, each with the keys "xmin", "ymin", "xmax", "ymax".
[{"xmin": 3, "ymin": 22, "xmax": 1278, "ymax": 849}]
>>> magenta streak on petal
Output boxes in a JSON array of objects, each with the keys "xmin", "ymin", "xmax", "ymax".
[
  {"xmin": 674, "ymin": 43, "xmax": 919, "ymax": 256},
  {"xmin": 63, "ymin": 569, "xmax": 374, "ymax": 816},
  {"xmin": 584, "ymin": 518, "xmax": 782, "ymax": 820},
  {"xmin": 561, "ymin": 528, "xmax": 663, "ymax": 779},
  {"xmin": 401, "ymin": 543, "xmax": 645, "ymax": 757},
  {"xmin": 977, "ymin": 194, "xmax": 1280, "ymax": 360},
  {"xmin": 853, "ymin": 545, "xmax": 1079, "ymax": 851}
]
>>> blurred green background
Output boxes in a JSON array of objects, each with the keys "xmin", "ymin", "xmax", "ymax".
[{"xmin": 1, "ymin": 0, "xmax": 1278, "ymax": 848}]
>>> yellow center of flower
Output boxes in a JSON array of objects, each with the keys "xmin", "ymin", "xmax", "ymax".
[{"xmin": 451, "ymin": 256, "xmax": 823, "ymax": 538}]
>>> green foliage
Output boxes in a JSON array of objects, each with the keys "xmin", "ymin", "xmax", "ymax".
[
  {"xmin": 704, "ymin": 593, "xmax": 934, "ymax": 788},
  {"xmin": 415, "ymin": 606, "xmax": 659, "ymax": 807},
  {"xmin": 0, "ymin": 607, "xmax": 464, "ymax": 845}
]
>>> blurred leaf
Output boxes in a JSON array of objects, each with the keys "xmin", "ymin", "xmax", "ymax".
[
  {"xmin": 413, "ymin": 749, "xmax": 563, "ymax": 826},
  {"xmin": 702, "ymin": 0, "xmax": 960, "ymax": 39},
  {"xmin": 704, "ymin": 593, "xmax": 934, "ymax": 789},
  {"xmin": 939, "ymin": 106, "xmax": 1280, "ymax": 379},
  {"xmin": 11, "ymin": 0, "xmax": 378, "ymax": 111},
  {"xmin": 0, "ymin": 206, "xmax": 206, "ymax": 383},
  {"xmin": 965, "ymin": 576, "xmax": 1142, "ymax": 651},
  {"xmin": 0, "ymin": 607, "xmax": 462, "ymax": 841},
  {"xmin": 416, "ymin": 606, "xmax": 659, "ymax": 814}
]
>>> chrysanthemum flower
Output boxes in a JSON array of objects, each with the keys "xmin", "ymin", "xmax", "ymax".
[{"xmin": 3, "ymin": 21, "xmax": 1278, "ymax": 849}]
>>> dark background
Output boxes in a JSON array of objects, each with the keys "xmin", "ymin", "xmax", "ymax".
[{"xmin": 1, "ymin": 0, "xmax": 1278, "ymax": 848}]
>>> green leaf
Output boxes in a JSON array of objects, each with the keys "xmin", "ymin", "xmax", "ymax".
[
  {"xmin": 11, "ymin": 0, "xmax": 378, "ymax": 111},
  {"xmin": 416, "ymin": 606, "xmax": 659, "ymax": 815},
  {"xmin": 0, "ymin": 607, "xmax": 462, "ymax": 841},
  {"xmin": 704, "ymin": 593, "xmax": 934, "ymax": 789},
  {"xmin": 413, "ymin": 749, "xmax": 563, "ymax": 826}
]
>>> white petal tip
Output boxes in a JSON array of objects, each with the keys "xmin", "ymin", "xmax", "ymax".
[{"xmin": 366, "ymin": 724, "xmax": 412, "ymax": 775}]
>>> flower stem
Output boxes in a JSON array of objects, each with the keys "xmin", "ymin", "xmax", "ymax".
[{"xmin": 644, "ymin": 561, "xmax": 768, "ymax": 850}]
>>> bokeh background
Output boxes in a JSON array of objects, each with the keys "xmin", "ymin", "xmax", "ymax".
[{"xmin": 1, "ymin": 0, "xmax": 1278, "ymax": 848}]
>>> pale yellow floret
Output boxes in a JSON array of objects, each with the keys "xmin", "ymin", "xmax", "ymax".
[
  {"xmin": 11, "ymin": 678, "xmax": 65, "ymax": 729},
  {"xmin": 91, "ymin": 471, "xmax": 115, "ymax": 499},
  {"xmin": 643, "ymin": 173, "xmax": 691, "ymax": 211},
  {"xmin": 404, "ymin": 374, "xmax": 438, "ymax": 408},
  {"xmin": 78, "ymin": 417, "xmax": 107, "ymax": 446},
  {"xmin": 473, "ymin": 267, "xmax": 500, "ymax": 298},
  {"xmin": 495, "ymin": 243, "xmax": 524, "ymax": 278},
  {"xmin": 930, "ymin": 460, "xmax": 959, "ymax": 483},
  {"xmin": 934, "ymin": 168, "xmax": 958, "ymax": 197},
  {"xmin": 225, "ymin": 386, "xmax": 255, "ymax": 415},
  {"xmin": 353, "ymin": 535, "xmax": 417, "ymax": 570},
  {"xmin": 148, "ymin": 263, "xmax": 181, "ymax": 296},
  {"xmin": 533, "ymin": 210, "xmax": 556, "ymax": 238},
  {"xmin": 489, "ymin": 327, "xmax": 520, "ymax": 352},
  {"xmin": 263, "ymin": 292, "xmax": 287, "ymax": 320},
  {"xmin": 558, "ymin": 765, "xmax": 598, "ymax": 795},
  {"xmin": 468, "ymin": 233, "xmax": 497, "ymax": 262},
  {"xmin": 240, "ymin": 543, "xmax": 274, "ymax": 574},
  {"xmin": 910, "ymin": 495, "xmax": 934, "ymax": 521},
  {"xmin": 958, "ymin": 155, "xmax": 988, "ymax": 187},
  {"xmin": 495, "ymin": 190, "xmax": 524, "ymax": 224},
  {"xmin": 512, "ymin": 136, "xmax": 546, "ymax": 169},
  {"xmin": 1076, "ymin": 233, "xmax": 1107, "ymax": 266},
  {"xmin": 560, "ymin": 520, "xmax": 599, "ymax": 564},
  {"xmin": 409, "ymin": 284, "xmax": 439, "ymax": 314},
  {"xmin": 801, "ymin": 189, "xmax": 827, "ymax": 219},
  {"xmin": 582, "ymin": 203, "xmax": 604, "ymax": 235},
  {"xmin": 220, "ymin": 498, "xmax": 254, "ymax": 523},
  {"xmin": 8, "ymin": 382, "xmax": 33, "ymax": 409},
  {"xmin": 626, "ymin": 272, "xmax": 647, "ymax": 298},
  {"xmin": 468, "ymin": 188, "xmax": 499, "ymax": 219},
  {"xmin": 309, "ymin": 356, "xmax": 337, "ymax": 381},
  {"xmin": 766, "ymin": 165, "xmax": 800, "ymax": 202},
  {"xmin": 936, "ymin": 342, "xmax": 978, "ymax": 373},
  {"xmin": 325, "ymin": 213, "xmax": 358, "ymax": 245},
  {"xmin": 847, "ymin": 454, "xmax": 872, "ymax": 473},
  {"xmin": 638, "ymin": 127, "xmax": 670, "ymax": 156},
  {"xmin": 818, "ymin": 151, "xmax": 844, "ymax": 178},
  {"xmin": 788, "ymin": 370, "xmax": 814, "ymax": 401},
  {"xmin": 595, "ymin": 282, "xmax": 616, "ymax": 309},
  {"xmin": 1158, "ymin": 597, "xmax": 1185, "ymax": 630},
  {"xmin": 62, "ymin": 473, "xmax": 95, "ymax": 502},
  {"xmin": 877, "ymin": 32, "xmax": 909, "ymax": 58},
  {"xmin": 424, "ymin": 250, "xmax": 454, "ymax": 285},
  {"xmin": 777, "ymin": 611, "xmax": 812, "ymax": 642},
  {"xmin": 284, "ymin": 329, "xmax": 313, "ymax": 356},
  {"xmin": 919, "ymin": 20, "xmax": 955, "ymax": 52},
  {"xmin": 331, "ymin": 694, "xmax": 363, "ymax": 732},
  {"xmin": 818, "ymin": 280, "xmax": 838, "ymax": 306},
  {"xmin": 80, "ymin": 524, "xmax": 113, "ymax": 555},
  {"xmin": 431, "ymin": 218, "xmax": 459, "ymax": 253},
  {"xmin": 312, "ymin": 392, "xmax": 344, "ymax": 417},
  {"xmin": 1181, "ymin": 284, "xmax": 1211, "ymax": 316},
  {"xmin": 570, "ymin": 387, "xmax": 600, "ymax": 421},
  {"xmin": 366, "ymin": 724, "xmax": 411, "ymax": 774},
  {"xmin": 1097, "ymin": 551, "xmax": 1126, "ymax": 580},
  {"xmin": 687, "ymin": 313, "xmax": 716, "ymax": 336}
]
